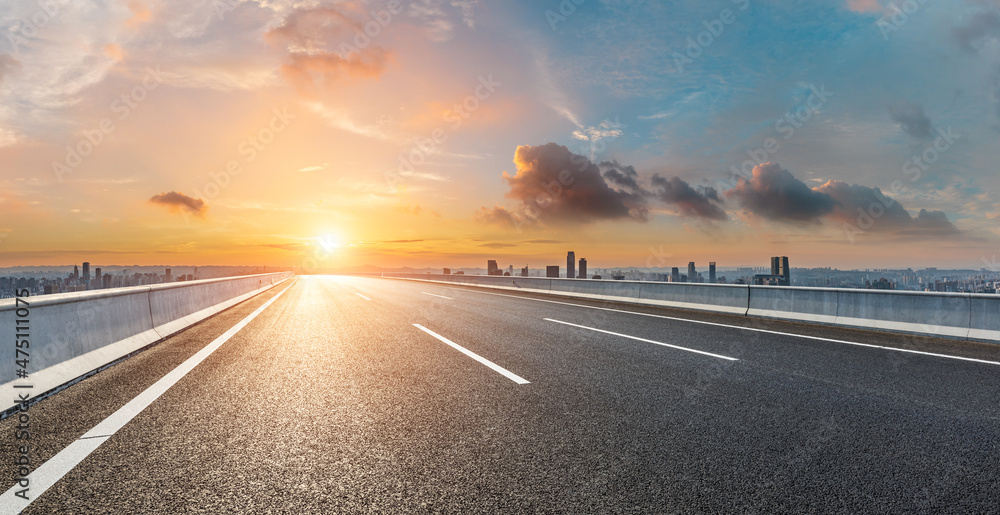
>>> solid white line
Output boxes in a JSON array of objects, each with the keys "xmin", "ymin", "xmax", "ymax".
[
  {"xmin": 355, "ymin": 292, "xmax": 371, "ymax": 301},
  {"xmin": 420, "ymin": 292, "xmax": 452, "ymax": 300},
  {"xmin": 414, "ymin": 284, "xmax": 1000, "ymax": 367},
  {"xmin": 413, "ymin": 324, "xmax": 529, "ymax": 384},
  {"xmin": 545, "ymin": 318, "xmax": 739, "ymax": 361},
  {"xmin": 0, "ymin": 283, "xmax": 295, "ymax": 515}
]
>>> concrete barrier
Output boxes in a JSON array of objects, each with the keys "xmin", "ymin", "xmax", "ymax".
[
  {"xmin": 748, "ymin": 286, "xmax": 839, "ymax": 324},
  {"xmin": 0, "ymin": 272, "xmax": 293, "ymax": 413},
  {"xmin": 369, "ymin": 273, "xmax": 998, "ymax": 344},
  {"xmin": 547, "ymin": 278, "xmax": 611, "ymax": 301},
  {"xmin": 834, "ymin": 289, "xmax": 971, "ymax": 339},
  {"xmin": 968, "ymin": 294, "xmax": 1000, "ymax": 342},
  {"xmin": 641, "ymin": 282, "xmax": 749, "ymax": 315}
]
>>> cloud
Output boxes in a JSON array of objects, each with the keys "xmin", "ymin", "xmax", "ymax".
[
  {"xmin": 651, "ymin": 175, "xmax": 728, "ymax": 221},
  {"xmin": 887, "ymin": 100, "xmax": 933, "ymax": 140},
  {"xmin": 600, "ymin": 160, "xmax": 642, "ymax": 192},
  {"xmin": 126, "ymin": 0, "xmax": 152, "ymax": 29},
  {"xmin": 479, "ymin": 242, "xmax": 518, "ymax": 249},
  {"xmin": 954, "ymin": 11, "xmax": 1000, "ymax": 52},
  {"xmin": 0, "ymin": 55, "xmax": 20, "ymax": 84},
  {"xmin": 845, "ymin": 0, "xmax": 882, "ymax": 13},
  {"xmin": 814, "ymin": 180, "xmax": 959, "ymax": 237},
  {"xmin": 266, "ymin": 6, "xmax": 392, "ymax": 91},
  {"xmin": 103, "ymin": 43, "xmax": 125, "ymax": 62},
  {"xmin": 475, "ymin": 205, "xmax": 517, "ymax": 228},
  {"xmin": 726, "ymin": 163, "xmax": 837, "ymax": 223},
  {"xmin": 149, "ymin": 191, "xmax": 207, "ymax": 216},
  {"xmin": 485, "ymin": 143, "xmax": 648, "ymax": 227}
]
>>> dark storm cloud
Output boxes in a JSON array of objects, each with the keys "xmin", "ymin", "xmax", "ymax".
[
  {"xmin": 650, "ymin": 175, "xmax": 728, "ymax": 221},
  {"xmin": 725, "ymin": 162, "xmax": 837, "ymax": 222}
]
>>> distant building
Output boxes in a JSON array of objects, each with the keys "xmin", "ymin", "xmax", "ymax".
[
  {"xmin": 688, "ymin": 262, "xmax": 697, "ymax": 283},
  {"xmin": 73, "ymin": 265, "xmax": 79, "ymax": 282},
  {"xmin": 578, "ymin": 258, "xmax": 587, "ymax": 280},
  {"xmin": 443, "ymin": 268, "xmax": 451, "ymax": 275},
  {"xmin": 567, "ymin": 251, "xmax": 576, "ymax": 279},
  {"xmin": 867, "ymin": 278, "xmax": 894, "ymax": 290},
  {"xmin": 94, "ymin": 267, "xmax": 102, "ymax": 289},
  {"xmin": 83, "ymin": 262, "xmax": 90, "ymax": 283},
  {"xmin": 521, "ymin": 266, "xmax": 529, "ymax": 277},
  {"xmin": 754, "ymin": 256, "xmax": 790, "ymax": 286},
  {"xmin": 165, "ymin": 268, "xmax": 172, "ymax": 283},
  {"xmin": 508, "ymin": 265, "xmax": 514, "ymax": 276},
  {"xmin": 709, "ymin": 262, "xmax": 717, "ymax": 284},
  {"xmin": 455, "ymin": 271, "xmax": 465, "ymax": 275},
  {"xmin": 546, "ymin": 265, "xmax": 560, "ymax": 278},
  {"xmin": 671, "ymin": 267, "xmax": 680, "ymax": 282},
  {"xmin": 487, "ymin": 260, "xmax": 499, "ymax": 276}
]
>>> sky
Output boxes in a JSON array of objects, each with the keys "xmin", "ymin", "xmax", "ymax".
[{"xmin": 1, "ymin": 0, "xmax": 999, "ymax": 271}]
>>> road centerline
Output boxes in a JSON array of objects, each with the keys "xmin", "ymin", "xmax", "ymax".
[
  {"xmin": 412, "ymin": 324, "xmax": 529, "ymax": 384},
  {"xmin": 413, "ymin": 283, "xmax": 1000, "ymax": 367},
  {"xmin": 544, "ymin": 318, "xmax": 740, "ymax": 361},
  {"xmin": 420, "ymin": 292, "xmax": 453, "ymax": 300}
]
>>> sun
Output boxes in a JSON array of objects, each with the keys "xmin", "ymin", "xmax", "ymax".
[{"xmin": 317, "ymin": 234, "xmax": 343, "ymax": 252}]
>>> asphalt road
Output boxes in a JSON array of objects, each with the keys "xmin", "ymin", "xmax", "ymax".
[{"xmin": 3, "ymin": 275, "xmax": 1000, "ymax": 513}]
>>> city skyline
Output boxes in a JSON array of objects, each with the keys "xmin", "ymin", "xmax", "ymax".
[{"xmin": 1, "ymin": 1, "xmax": 999, "ymax": 269}]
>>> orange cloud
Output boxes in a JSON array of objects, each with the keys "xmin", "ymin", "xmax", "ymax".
[
  {"xmin": 126, "ymin": 0, "xmax": 152, "ymax": 29},
  {"xmin": 846, "ymin": 0, "xmax": 881, "ymax": 13},
  {"xmin": 266, "ymin": 6, "xmax": 393, "ymax": 92},
  {"xmin": 103, "ymin": 43, "xmax": 125, "ymax": 62}
]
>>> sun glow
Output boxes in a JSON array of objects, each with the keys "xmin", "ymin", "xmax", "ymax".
[{"xmin": 317, "ymin": 234, "xmax": 343, "ymax": 252}]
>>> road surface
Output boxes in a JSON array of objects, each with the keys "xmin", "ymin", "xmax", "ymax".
[{"xmin": 3, "ymin": 275, "xmax": 999, "ymax": 513}]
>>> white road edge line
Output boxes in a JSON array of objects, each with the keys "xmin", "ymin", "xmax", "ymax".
[
  {"xmin": 355, "ymin": 292, "xmax": 372, "ymax": 301},
  {"xmin": 545, "ymin": 318, "xmax": 739, "ymax": 361},
  {"xmin": 422, "ymin": 285, "xmax": 1000, "ymax": 367},
  {"xmin": 420, "ymin": 292, "xmax": 453, "ymax": 300},
  {"xmin": 0, "ymin": 283, "xmax": 295, "ymax": 515},
  {"xmin": 412, "ymin": 324, "xmax": 529, "ymax": 384}
]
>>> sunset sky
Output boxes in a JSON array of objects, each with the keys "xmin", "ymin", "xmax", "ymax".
[{"xmin": 2, "ymin": 0, "xmax": 999, "ymax": 270}]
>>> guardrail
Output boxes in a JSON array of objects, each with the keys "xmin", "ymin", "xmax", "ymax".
[
  {"xmin": 0, "ymin": 272, "xmax": 294, "ymax": 414},
  {"xmin": 376, "ymin": 273, "xmax": 999, "ymax": 343}
]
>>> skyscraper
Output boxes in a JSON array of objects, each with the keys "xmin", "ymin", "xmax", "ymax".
[
  {"xmin": 521, "ymin": 266, "xmax": 529, "ymax": 277},
  {"xmin": 671, "ymin": 267, "xmax": 680, "ymax": 282},
  {"xmin": 780, "ymin": 256, "xmax": 790, "ymax": 286},
  {"xmin": 73, "ymin": 265, "xmax": 79, "ymax": 282},
  {"xmin": 567, "ymin": 251, "xmax": 576, "ymax": 279},
  {"xmin": 546, "ymin": 265, "xmax": 560, "ymax": 278},
  {"xmin": 94, "ymin": 267, "xmax": 102, "ymax": 289},
  {"xmin": 709, "ymin": 262, "xmax": 717, "ymax": 284},
  {"xmin": 82, "ymin": 262, "xmax": 90, "ymax": 283},
  {"xmin": 165, "ymin": 268, "xmax": 172, "ymax": 282},
  {"xmin": 688, "ymin": 262, "xmax": 697, "ymax": 283},
  {"xmin": 578, "ymin": 258, "xmax": 587, "ymax": 280},
  {"xmin": 487, "ymin": 260, "xmax": 499, "ymax": 276}
]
